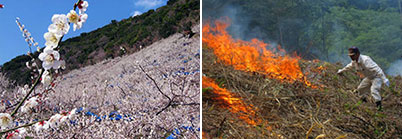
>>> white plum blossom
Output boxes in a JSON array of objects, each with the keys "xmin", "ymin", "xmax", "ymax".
[
  {"xmin": 41, "ymin": 70, "xmax": 52, "ymax": 87},
  {"xmin": 34, "ymin": 121, "xmax": 49, "ymax": 132},
  {"xmin": 25, "ymin": 61, "xmax": 31, "ymax": 69},
  {"xmin": 78, "ymin": 1, "xmax": 89, "ymax": 14},
  {"xmin": 38, "ymin": 47, "xmax": 61, "ymax": 70},
  {"xmin": 70, "ymin": 1, "xmax": 89, "ymax": 31},
  {"xmin": 19, "ymin": 84, "xmax": 29, "ymax": 95},
  {"xmin": 68, "ymin": 108, "xmax": 77, "ymax": 120},
  {"xmin": 6, "ymin": 133, "xmax": 22, "ymax": 139},
  {"xmin": 73, "ymin": 13, "xmax": 88, "ymax": 31},
  {"xmin": 48, "ymin": 114, "xmax": 63, "ymax": 128},
  {"xmin": 48, "ymin": 14, "xmax": 69, "ymax": 36},
  {"xmin": 44, "ymin": 32, "xmax": 61, "ymax": 49},
  {"xmin": 21, "ymin": 97, "xmax": 39, "ymax": 113},
  {"xmin": 0, "ymin": 113, "xmax": 12, "ymax": 129},
  {"xmin": 16, "ymin": 128, "xmax": 26, "ymax": 134},
  {"xmin": 67, "ymin": 10, "xmax": 79, "ymax": 24},
  {"xmin": 60, "ymin": 116, "xmax": 68, "ymax": 123},
  {"xmin": 6, "ymin": 128, "xmax": 26, "ymax": 139}
]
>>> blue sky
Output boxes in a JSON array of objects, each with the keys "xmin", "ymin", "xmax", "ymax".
[{"xmin": 0, "ymin": 0, "xmax": 168, "ymax": 65}]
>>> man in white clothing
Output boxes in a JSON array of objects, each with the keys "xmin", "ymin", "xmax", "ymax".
[{"xmin": 337, "ymin": 47, "xmax": 389, "ymax": 111}]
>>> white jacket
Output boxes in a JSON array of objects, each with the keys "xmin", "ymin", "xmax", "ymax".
[{"xmin": 338, "ymin": 55, "xmax": 387, "ymax": 82}]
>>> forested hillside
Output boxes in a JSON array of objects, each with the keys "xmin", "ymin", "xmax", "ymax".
[
  {"xmin": 203, "ymin": 0, "xmax": 402, "ymax": 71},
  {"xmin": 1, "ymin": 0, "xmax": 199, "ymax": 85}
]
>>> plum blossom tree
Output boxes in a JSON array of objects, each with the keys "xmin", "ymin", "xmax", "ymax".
[
  {"xmin": 0, "ymin": 0, "xmax": 89, "ymax": 137},
  {"xmin": 0, "ymin": 0, "xmax": 200, "ymax": 138}
]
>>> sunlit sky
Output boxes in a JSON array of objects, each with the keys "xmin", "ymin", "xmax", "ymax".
[{"xmin": 0, "ymin": 0, "xmax": 168, "ymax": 65}]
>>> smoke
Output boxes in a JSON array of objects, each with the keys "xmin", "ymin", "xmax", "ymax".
[
  {"xmin": 202, "ymin": 1, "xmax": 270, "ymax": 43},
  {"xmin": 202, "ymin": 0, "xmax": 399, "ymax": 67},
  {"xmin": 327, "ymin": 21, "xmax": 350, "ymax": 65},
  {"xmin": 202, "ymin": 0, "xmax": 329, "ymax": 59},
  {"xmin": 386, "ymin": 59, "xmax": 402, "ymax": 76}
]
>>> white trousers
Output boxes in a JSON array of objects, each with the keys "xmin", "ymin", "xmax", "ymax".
[{"xmin": 357, "ymin": 77, "xmax": 382, "ymax": 102}]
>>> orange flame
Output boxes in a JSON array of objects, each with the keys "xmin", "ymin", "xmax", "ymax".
[
  {"xmin": 202, "ymin": 131, "xmax": 208, "ymax": 139},
  {"xmin": 203, "ymin": 18, "xmax": 313, "ymax": 87},
  {"xmin": 203, "ymin": 76, "xmax": 259, "ymax": 126}
]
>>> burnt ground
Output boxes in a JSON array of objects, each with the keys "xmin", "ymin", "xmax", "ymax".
[{"xmin": 202, "ymin": 47, "xmax": 402, "ymax": 139}]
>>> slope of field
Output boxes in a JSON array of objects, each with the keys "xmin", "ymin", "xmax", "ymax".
[
  {"xmin": 1, "ymin": 25, "xmax": 200, "ymax": 138},
  {"xmin": 202, "ymin": 46, "xmax": 402, "ymax": 138}
]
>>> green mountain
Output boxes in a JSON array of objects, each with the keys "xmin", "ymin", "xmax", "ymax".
[{"xmin": 1, "ymin": 0, "xmax": 200, "ymax": 85}]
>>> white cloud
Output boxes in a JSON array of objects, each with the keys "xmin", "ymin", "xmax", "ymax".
[
  {"xmin": 134, "ymin": 0, "xmax": 165, "ymax": 9},
  {"xmin": 132, "ymin": 11, "xmax": 142, "ymax": 17}
]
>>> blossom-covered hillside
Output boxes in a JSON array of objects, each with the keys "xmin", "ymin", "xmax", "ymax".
[
  {"xmin": 1, "ymin": 0, "xmax": 200, "ymax": 86},
  {"xmin": 1, "ymin": 25, "xmax": 200, "ymax": 138}
]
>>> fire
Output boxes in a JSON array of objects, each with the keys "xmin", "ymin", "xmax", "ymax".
[
  {"xmin": 203, "ymin": 18, "xmax": 313, "ymax": 87},
  {"xmin": 202, "ymin": 131, "xmax": 211, "ymax": 139},
  {"xmin": 203, "ymin": 76, "xmax": 273, "ymax": 129},
  {"xmin": 317, "ymin": 65, "xmax": 326, "ymax": 71},
  {"xmin": 202, "ymin": 131, "xmax": 207, "ymax": 139}
]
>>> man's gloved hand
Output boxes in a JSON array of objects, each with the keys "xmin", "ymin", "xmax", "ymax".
[
  {"xmin": 384, "ymin": 78, "xmax": 390, "ymax": 87},
  {"xmin": 337, "ymin": 69, "xmax": 343, "ymax": 75}
]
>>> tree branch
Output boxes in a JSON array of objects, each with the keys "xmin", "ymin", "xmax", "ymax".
[
  {"xmin": 156, "ymin": 100, "xmax": 173, "ymax": 116},
  {"xmin": 139, "ymin": 65, "xmax": 171, "ymax": 101},
  {"xmin": 11, "ymin": 69, "xmax": 44, "ymax": 117},
  {"xmin": 0, "ymin": 118, "xmax": 48, "ymax": 135},
  {"xmin": 3, "ymin": 1, "xmax": 83, "ymax": 137}
]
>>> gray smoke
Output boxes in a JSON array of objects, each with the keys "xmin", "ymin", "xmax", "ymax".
[
  {"xmin": 202, "ymin": 1, "xmax": 271, "ymax": 43},
  {"xmin": 327, "ymin": 21, "xmax": 351, "ymax": 65},
  {"xmin": 386, "ymin": 59, "xmax": 402, "ymax": 76},
  {"xmin": 202, "ymin": 0, "xmax": 398, "ymax": 67}
]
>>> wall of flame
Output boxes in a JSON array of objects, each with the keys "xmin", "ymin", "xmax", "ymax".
[{"xmin": 203, "ymin": 18, "xmax": 314, "ymax": 87}]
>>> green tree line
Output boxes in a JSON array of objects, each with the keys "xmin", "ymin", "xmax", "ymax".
[{"xmin": 203, "ymin": 0, "xmax": 402, "ymax": 70}]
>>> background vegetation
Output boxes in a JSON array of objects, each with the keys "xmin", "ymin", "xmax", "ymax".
[{"xmin": 203, "ymin": 0, "xmax": 402, "ymax": 69}]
